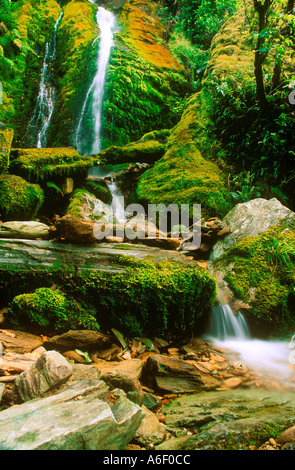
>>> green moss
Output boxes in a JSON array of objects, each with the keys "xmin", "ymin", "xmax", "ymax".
[
  {"xmin": 136, "ymin": 94, "xmax": 232, "ymax": 218},
  {"xmin": 0, "ymin": 0, "xmax": 61, "ymax": 143},
  {"xmin": 83, "ymin": 180, "xmax": 112, "ymax": 204},
  {"xmin": 0, "ymin": 174, "xmax": 44, "ymax": 221},
  {"xmin": 10, "ymin": 287, "xmax": 99, "ymax": 332},
  {"xmin": 0, "ymin": 255, "xmax": 216, "ymax": 337},
  {"xmin": 0, "ymin": 128, "xmax": 14, "ymax": 174},
  {"xmin": 10, "ymin": 147, "xmax": 97, "ymax": 183},
  {"xmin": 216, "ymin": 221, "xmax": 295, "ymax": 333},
  {"xmin": 98, "ymin": 138, "xmax": 166, "ymax": 165}
]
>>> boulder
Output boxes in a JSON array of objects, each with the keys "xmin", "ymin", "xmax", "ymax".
[
  {"xmin": 14, "ymin": 351, "xmax": 72, "ymax": 402},
  {"xmin": 100, "ymin": 370, "xmax": 144, "ymax": 406},
  {"xmin": 43, "ymin": 330, "xmax": 112, "ymax": 352},
  {"xmin": 0, "ymin": 329, "xmax": 43, "ymax": 354},
  {"xmin": 133, "ymin": 405, "xmax": 166, "ymax": 447},
  {"xmin": 143, "ymin": 355, "xmax": 220, "ymax": 394},
  {"xmin": 0, "ymin": 384, "xmax": 5, "ymax": 404},
  {"xmin": 0, "ymin": 380, "xmax": 144, "ymax": 450},
  {"xmin": 210, "ymin": 198, "xmax": 295, "ymax": 261},
  {"xmin": 0, "ymin": 221, "xmax": 50, "ymax": 239},
  {"xmin": 55, "ymin": 214, "xmax": 97, "ymax": 244}
]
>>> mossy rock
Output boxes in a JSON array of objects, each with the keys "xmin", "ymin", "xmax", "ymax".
[
  {"xmin": 0, "ymin": 127, "xmax": 14, "ymax": 174},
  {"xmin": 136, "ymin": 94, "xmax": 232, "ymax": 219},
  {"xmin": 83, "ymin": 180, "xmax": 112, "ymax": 204},
  {"xmin": 211, "ymin": 220, "xmax": 295, "ymax": 335},
  {"xmin": 9, "ymin": 147, "xmax": 97, "ymax": 183},
  {"xmin": 98, "ymin": 138, "xmax": 166, "ymax": 165},
  {"xmin": 10, "ymin": 287, "xmax": 99, "ymax": 332},
  {"xmin": 0, "ymin": 174, "xmax": 44, "ymax": 221}
]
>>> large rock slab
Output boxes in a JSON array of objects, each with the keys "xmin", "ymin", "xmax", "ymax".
[
  {"xmin": 210, "ymin": 198, "xmax": 295, "ymax": 261},
  {"xmin": 0, "ymin": 330, "xmax": 43, "ymax": 354},
  {"xmin": 0, "ymin": 379, "xmax": 144, "ymax": 450},
  {"xmin": 157, "ymin": 388, "xmax": 295, "ymax": 450},
  {"xmin": 0, "ymin": 221, "xmax": 50, "ymax": 240},
  {"xmin": 43, "ymin": 330, "xmax": 112, "ymax": 352},
  {"xmin": 14, "ymin": 351, "xmax": 72, "ymax": 402},
  {"xmin": 143, "ymin": 355, "xmax": 220, "ymax": 394}
]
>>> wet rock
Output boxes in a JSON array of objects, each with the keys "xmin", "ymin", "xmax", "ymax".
[
  {"xmin": 0, "ymin": 329, "xmax": 43, "ymax": 354},
  {"xmin": 55, "ymin": 214, "xmax": 97, "ymax": 244},
  {"xmin": 0, "ymin": 379, "xmax": 144, "ymax": 450},
  {"xmin": 143, "ymin": 354, "xmax": 220, "ymax": 394},
  {"xmin": 0, "ymin": 221, "xmax": 50, "ymax": 240},
  {"xmin": 14, "ymin": 351, "xmax": 72, "ymax": 402}
]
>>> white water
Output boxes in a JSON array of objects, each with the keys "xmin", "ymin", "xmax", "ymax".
[
  {"xmin": 88, "ymin": 166, "xmax": 127, "ymax": 224},
  {"xmin": 24, "ymin": 11, "xmax": 63, "ymax": 147},
  {"xmin": 75, "ymin": 5, "xmax": 118, "ymax": 156},
  {"xmin": 207, "ymin": 303, "xmax": 294, "ymax": 384}
]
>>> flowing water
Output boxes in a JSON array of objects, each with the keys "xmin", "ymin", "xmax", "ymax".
[
  {"xmin": 23, "ymin": 11, "xmax": 63, "ymax": 148},
  {"xmin": 75, "ymin": 5, "xmax": 118, "ymax": 156},
  {"xmin": 207, "ymin": 302, "xmax": 294, "ymax": 384},
  {"xmin": 88, "ymin": 165, "xmax": 127, "ymax": 224}
]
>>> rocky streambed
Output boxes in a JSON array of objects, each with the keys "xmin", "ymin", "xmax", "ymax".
[{"xmin": 1, "ymin": 328, "xmax": 295, "ymax": 450}]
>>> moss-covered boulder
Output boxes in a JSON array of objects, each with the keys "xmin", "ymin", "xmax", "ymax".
[
  {"xmin": 0, "ymin": 174, "xmax": 44, "ymax": 221},
  {"xmin": 136, "ymin": 94, "xmax": 232, "ymax": 218},
  {"xmin": 9, "ymin": 147, "xmax": 97, "ymax": 183},
  {"xmin": 0, "ymin": 127, "xmax": 14, "ymax": 174},
  {"xmin": 83, "ymin": 180, "xmax": 112, "ymax": 205},
  {"xmin": 10, "ymin": 287, "xmax": 99, "ymax": 332},
  {"xmin": 210, "ymin": 218, "xmax": 295, "ymax": 336},
  {"xmin": 98, "ymin": 138, "xmax": 166, "ymax": 166}
]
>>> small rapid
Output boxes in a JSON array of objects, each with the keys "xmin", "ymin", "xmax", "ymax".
[
  {"xmin": 207, "ymin": 302, "xmax": 295, "ymax": 384},
  {"xmin": 75, "ymin": 5, "xmax": 118, "ymax": 156}
]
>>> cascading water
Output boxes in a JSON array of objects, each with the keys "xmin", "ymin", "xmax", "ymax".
[
  {"xmin": 23, "ymin": 11, "xmax": 63, "ymax": 148},
  {"xmin": 75, "ymin": 4, "xmax": 118, "ymax": 156},
  {"xmin": 207, "ymin": 302, "xmax": 295, "ymax": 384}
]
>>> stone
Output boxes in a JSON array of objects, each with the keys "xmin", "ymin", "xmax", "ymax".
[
  {"xmin": 210, "ymin": 198, "xmax": 295, "ymax": 261},
  {"xmin": 0, "ymin": 383, "xmax": 5, "ymax": 403},
  {"xmin": 0, "ymin": 351, "xmax": 40, "ymax": 375},
  {"xmin": 141, "ymin": 238, "xmax": 181, "ymax": 250},
  {"xmin": 100, "ymin": 370, "xmax": 144, "ymax": 406},
  {"xmin": 0, "ymin": 329, "xmax": 43, "ymax": 354},
  {"xmin": 157, "ymin": 388, "xmax": 295, "ymax": 450},
  {"xmin": 93, "ymin": 358, "xmax": 144, "ymax": 381},
  {"xmin": 0, "ymin": 380, "xmax": 144, "ymax": 450},
  {"xmin": 14, "ymin": 351, "xmax": 72, "ymax": 402},
  {"xmin": 55, "ymin": 214, "xmax": 97, "ymax": 244},
  {"xmin": 143, "ymin": 355, "xmax": 220, "ymax": 394},
  {"xmin": 276, "ymin": 425, "xmax": 295, "ymax": 445},
  {"xmin": 69, "ymin": 364, "xmax": 101, "ymax": 383},
  {"xmin": 61, "ymin": 177, "xmax": 74, "ymax": 195},
  {"xmin": 0, "ymin": 221, "xmax": 50, "ymax": 239},
  {"xmin": 133, "ymin": 405, "xmax": 166, "ymax": 447},
  {"xmin": 43, "ymin": 329, "xmax": 112, "ymax": 352},
  {"xmin": 143, "ymin": 391, "xmax": 162, "ymax": 411}
]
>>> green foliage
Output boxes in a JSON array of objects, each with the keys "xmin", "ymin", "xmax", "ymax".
[
  {"xmin": 9, "ymin": 287, "xmax": 99, "ymax": 332},
  {"xmin": 0, "ymin": 174, "xmax": 44, "ymax": 221},
  {"xmin": 230, "ymin": 172, "xmax": 263, "ymax": 202}
]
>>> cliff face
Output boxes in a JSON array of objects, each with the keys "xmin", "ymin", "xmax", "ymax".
[{"xmin": 0, "ymin": 0, "xmax": 190, "ymax": 149}]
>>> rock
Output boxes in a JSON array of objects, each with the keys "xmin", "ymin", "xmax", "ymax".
[
  {"xmin": 43, "ymin": 329, "xmax": 112, "ymax": 352},
  {"xmin": 217, "ymin": 377, "xmax": 242, "ymax": 390},
  {"xmin": 0, "ymin": 379, "xmax": 144, "ymax": 450},
  {"xmin": 133, "ymin": 405, "xmax": 166, "ymax": 448},
  {"xmin": 105, "ymin": 236, "xmax": 124, "ymax": 243},
  {"xmin": 141, "ymin": 238, "xmax": 181, "ymax": 250},
  {"xmin": 14, "ymin": 351, "xmax": 72, "ymax": 402},
  {"xmin": 0, "ymin": 221, "xmax": 50, "ymax": 239},
  {"xmin": 210, "ymin": 198, "xmax": 295, "ymax": 261},
  {"xmin": 276, "ymin": 425, "xmax": 295, "ymax": 445},
  {"xmin": 100, "ymin": 371, "xmax": 144, "ymax": 406},
  {"xmin": 124, "ymin": 217, "xmax": 167, "ymax": 240},
  {"xmin": 61, "ymin": 177, "xmax": 74, "ymax": 195},
  {"xmin": 0, "ymin": 351, "xmax": 42, "ymax": 375},
  {"xmin": 93, "ymin": 359, "xmax": 144, "ymax": 381},
  {"xmin": 143, "ymin": 391, "xmax": 162, "ymax": 411},
  {"xmin": 55, "ymin": 214, "xmax": 97, "ymax": 244},
  {"xmin": 0, "ymin": 329, "xmax": 43, "ymax": 354},
  {"xmin": 143, "ymin": 355, "xmax": 220, "ymax": 394},
  {"xmin": 69, "ymin": 364, "xmax": 101, "ymax": 383},
  {"xmin": 0, "ymin": 384, "xmax": 5, "ymax": 403},
  {"xmin": 157, "ymin": 388, "xmax": 295, "ymax": 450}
]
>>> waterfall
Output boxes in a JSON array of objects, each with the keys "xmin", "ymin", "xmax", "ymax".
[
  {"xmin": 23, "ymin": 11, "xmax": 63, "ymax": 148},
  {"xmin": 207, "ymin": 302, "xmax": 294, "ymax": 382},
  {"xmin": 75, "ymin": 5, "xmax": 118, "ymax": 156}
]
